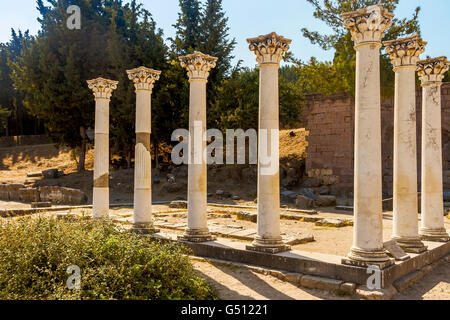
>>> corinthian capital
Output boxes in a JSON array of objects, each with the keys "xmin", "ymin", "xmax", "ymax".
[
  {"xmin": 87, "ymin": 77, "xmax": 119, "ymax": 100},
  {"xmin": 179, "ymin": 52, "xmax": 218, "ymax": 81},
  {"xmin": 384, "ymin": 35, "xmax": 427, "ymax": 69},
  {"xmin": 417, "ymin": 56, "xmax": 450, "ymax": 86},
  {"xmin": 127, "ymin": 66, "xmax": 161, "ymax": 92},
  {"xmin": 341, "ymin": 4, "xmax": 394, "ymax": 47},
  {"xmin": 247, "ymin": 32, "xmax": 291, "ymax": 66}
]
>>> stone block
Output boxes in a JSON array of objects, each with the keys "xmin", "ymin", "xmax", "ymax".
[
  {"xmin": 169, "ymin": 200, "xmax": 187, "ymax": 209},
  {"xmin": 384, "ymin": 240, "xmax": 410, "ymax": 261},
  {"xmin": 339, "ymin": 282, "xmax": 356, "ymax": 295},
  {"xmin": 18, "ymin": 188, "xmax": 40, "ymax": 203},
  {"xmin": 314, "ymin": 195, "xmax": 337, "ymax": 207},
  {"xmin": 300, "ymin": 275, "xmax": 343, "ymax": 291},
  {"xmin": 393, "ymin": 270, "xmax": 425, "ymax": 293},
  {"xmin": 284, "ymin": 234, "xmax": 315, "ymax": 245},
  {"xmin": 295, "ymin": 195, "xmax": 314, "ymax": 209},
  {"xmin": 236, "ymin": 211, "xmax": 257, "ymax": 223},
  {"xmin": 356, "ymin": 285, "xmax": 398, "ymax": 300},
  {"xmin": 27, "ymin": 172, "xmax": 43, "ymax": 178},
  {"xmin": 315, "ymin": 218, "xmax": 351, "ymax": 228},
  {"xmin": 31, "ymin": 202, "xmax": 52, "ymax": 208},
  {"xmin": 284, "ymin": 273, "xmax": 303, "ymax": 284},
  {"xmin": 39, "ymin": 186, "xmax": 88, "ymax": 205},
  {"xmin": 303, "ymin": 178, "xmax": 322, "ymax": 188},
  {"xmin": 42, "ymin": 169, "xmax": 59, "ymax": 179}
]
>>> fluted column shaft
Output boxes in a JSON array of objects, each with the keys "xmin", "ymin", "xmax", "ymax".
[
  {"xmin": 341, "ymin": 4, "xmax": 394, "ymax": 268},
  {"xmin": 178, "ymin": 52, "xmax": 217, "ymax": 243},
  {"xmin": 417, "ymin": 56, "xmax": 450, "ymax": 242},
  {"xmin": 87, "ymin": 78, "xmax": 118, "ymax": 219},
  {"xmin": 127, "ymin": 67, "xmax": 161, "ymax": 234},
  {"xmin": 384, "ymin": 35, "xmax": 427, "ymax": 253},
  {"xmin": 246, "ymin": 32, "xmax": 291, "ymax": 254}
]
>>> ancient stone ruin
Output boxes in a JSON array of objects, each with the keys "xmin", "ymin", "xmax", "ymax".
[{"xmin": 83, "ymin": 4, "xmax": 448, "ymax": 294}]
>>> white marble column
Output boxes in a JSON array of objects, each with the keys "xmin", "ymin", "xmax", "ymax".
[
  {"xmin": 384, "ymin": 35, "xmax": 428, "ymax": 253},
  {"xmin": 178, "ymin": 52, "xmax": 217, "ymax": 242},
  {"xmin": 127, "ymin": 67, "xmax": 161, "ymax": 234},
  {"xmin": 87, "ymin": 78, "xmax": 118, "ymax": 219},
  {"xmin": 341, "ymin": 5, "xmax": 395, "ymax": 268},
  {"xmin": 417, "ymin": 57, "xmax": 450, "ymax": 242},
  {"xmin": 246, "ymin": 32, "xmax": 291, "ymax": 254}
]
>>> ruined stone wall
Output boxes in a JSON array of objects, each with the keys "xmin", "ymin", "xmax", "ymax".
[{"xmin": 304, "ymin": 82, "xmax": 450, "ymax": 196}]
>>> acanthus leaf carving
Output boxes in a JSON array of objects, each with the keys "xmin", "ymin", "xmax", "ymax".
[
  {"xmin": 87, "ymin": 77, "xmax": 119, "ymax": 100},
  {"xmin": 341, "ymin": 4, "xmax": 394, "ymax": 47},
  {"xmin": 417, "ymin": 56, "xmax": 450, "ymax": 86},
  {"xmin": 179, "ymin": 52, "xmax": 218, "ymax": 81},
  {"xmin": 247, "ymin": 32, "xmax": 291, "ymax": 65}
]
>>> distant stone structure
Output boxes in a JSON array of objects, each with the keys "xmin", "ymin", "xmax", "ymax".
[{"xmin": 304, "ymin": 82, "xmax": 450, "ymax": 196}]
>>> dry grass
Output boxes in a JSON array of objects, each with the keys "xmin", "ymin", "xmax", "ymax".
[{"xmin": 279, "ymin": 129, "xmax": 309, "ymax": 161}]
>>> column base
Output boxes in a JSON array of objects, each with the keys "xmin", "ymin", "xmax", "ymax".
[
  {"xmin": 131, "ymin": 223, "xmax": 160, "ymax": 235},
  {"xmin": 178, "ymin": 229, "xmax": 217, "ymax": 243},
  {"xmin": 342, "ymin": 247, "xmax": 395, "ymax": 269},
  {"xmin": 246, "ymin": 236, "xmax": 291, "ymax": 254},
  {"xmin": 420, "ymin": 228, "xmax": 450, "ymax": 243},
  {"xmin": 392, "ymin": 236, "xmax": 428, "ymax": 253}
]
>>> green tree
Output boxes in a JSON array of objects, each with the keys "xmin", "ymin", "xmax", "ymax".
[
  {"xmin": 0, "ymin": 30, "xmax": 34, "ymax": 136},
  {"xmin": 171, "ymin": 0, "xmax": 202, "ymax": 55},
  {"xmin": 301, "ymin": 0, "xmax": 421, "ymax": 97},
  {"xmin": 199, "ymin": 0, "xmax": 238, "ymax": 128},
  {"xmin": 215, "ymin": 67, "xmax": 303, "ymax": 131},
  {"xmin": 11, "ymin": 0, "xmax": 109, "ymax": 171},
  {"xmin": 104, "ymin": 0, "xmax": 169, "ymax": 167}
]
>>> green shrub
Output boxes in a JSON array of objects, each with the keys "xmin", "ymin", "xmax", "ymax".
[{"xmin": 0, "ymin": 216, "xmax": 216, "ymax": 300}]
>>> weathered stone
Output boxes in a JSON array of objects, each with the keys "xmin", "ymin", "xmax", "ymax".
[
  {"xmin": 314, "ymin": 195, "xmax": 337, "ymax": 207},
  {"xmin": 237, "ymin": 211, "xmax": 257, "ymax": 223},
  {"xmin": 169, "ymin": 200, "xmax": 188, "ymax": 209},
  {"xmin": 232, "ymin": 195, "xmax": 240, "ymax": 200},
  {"xmin": 315, "ymin": 218, "xmax": 352, "ymax": 228},
  {"xmin": 281, "ymin": 190, "xmax": 296, "ymax": 198},
  {"xmin": 300, "ymin": 275, "xmax": 342, "ymax": 291},
  {"xmin": 27, "ymin": 172, "xmax": 43, "ymax": 178},
  {"xmin": 393, "ymin": 270, "xmax": 426, "ymax": 292},
  {"xmin": 356, "ymin": 285, "xmax": 398, "ymax": 301},
  {"xmin": 295, "ymin": 195, "xmax": 314, "ymax": 209},
  {"xmin": 284, "ymin": 234, "xmax": 315, "ymax": 245},
  {"xmin": 317, "ymin": 186, "xmax": 330, "ymax": 195},
  {"xmin": 299, "ymin": 188, "xmax": 317, "ymax": 200},
  {"xmin": 39, "ymin": 186, "xmax": 88, "ymax": 205},
  {"xmin": 42, "ymin": 169, "xmax": 59, "ymax": 179},
  {"xmin": 31, "ymin": 202, "xmax": 52, "ymax": 208},
  {"xmin": 284, "ymin": 273, "xmax": 303, "ymax": 284},
  {"xmin": 216, "ymin": 189, "xmax": 224, "ymax": 196},
  {"xmin": 339, "ymin": 282, "xmax": 356, "ymax": 295},
  {"xmin": 153, "ymin": 177, "xmax": 161, "ymax": 184},
  {"xmin": 384, "ymin": 240, "xmax": 410, "ymax": 261},
  {"xmin": 18, "ymin": 188, "xmax": 40, "ymax": 203},
  {"xmin": 303, "ymin": 178, "xmax": 322, "ymax": 188}
]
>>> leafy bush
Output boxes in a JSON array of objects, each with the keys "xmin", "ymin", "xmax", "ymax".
[{"xmin": 0, "ymin": 216, "xmax": 216, "ymax": 300}]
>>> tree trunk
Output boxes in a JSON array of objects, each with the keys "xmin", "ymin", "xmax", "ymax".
[
  {"xmin": 127, "ymin": 151, "xmax": 131, "ymax": 169},
  {"xmin": 78, "ymin": 126, "xmax": 87, "ymax": 172},
  {"xmin": 154, "ymin": 140, "xmax": 160, "ymax": 174}
]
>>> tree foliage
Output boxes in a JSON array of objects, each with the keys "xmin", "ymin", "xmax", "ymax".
[{"xmin": 300, "ymin": 0, "xmax": 421, "ymax": 97}]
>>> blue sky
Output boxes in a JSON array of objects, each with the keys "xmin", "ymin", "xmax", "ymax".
[{"xmin": 1, "ymin": 0, "xmax": 449, "ymax": 67}]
